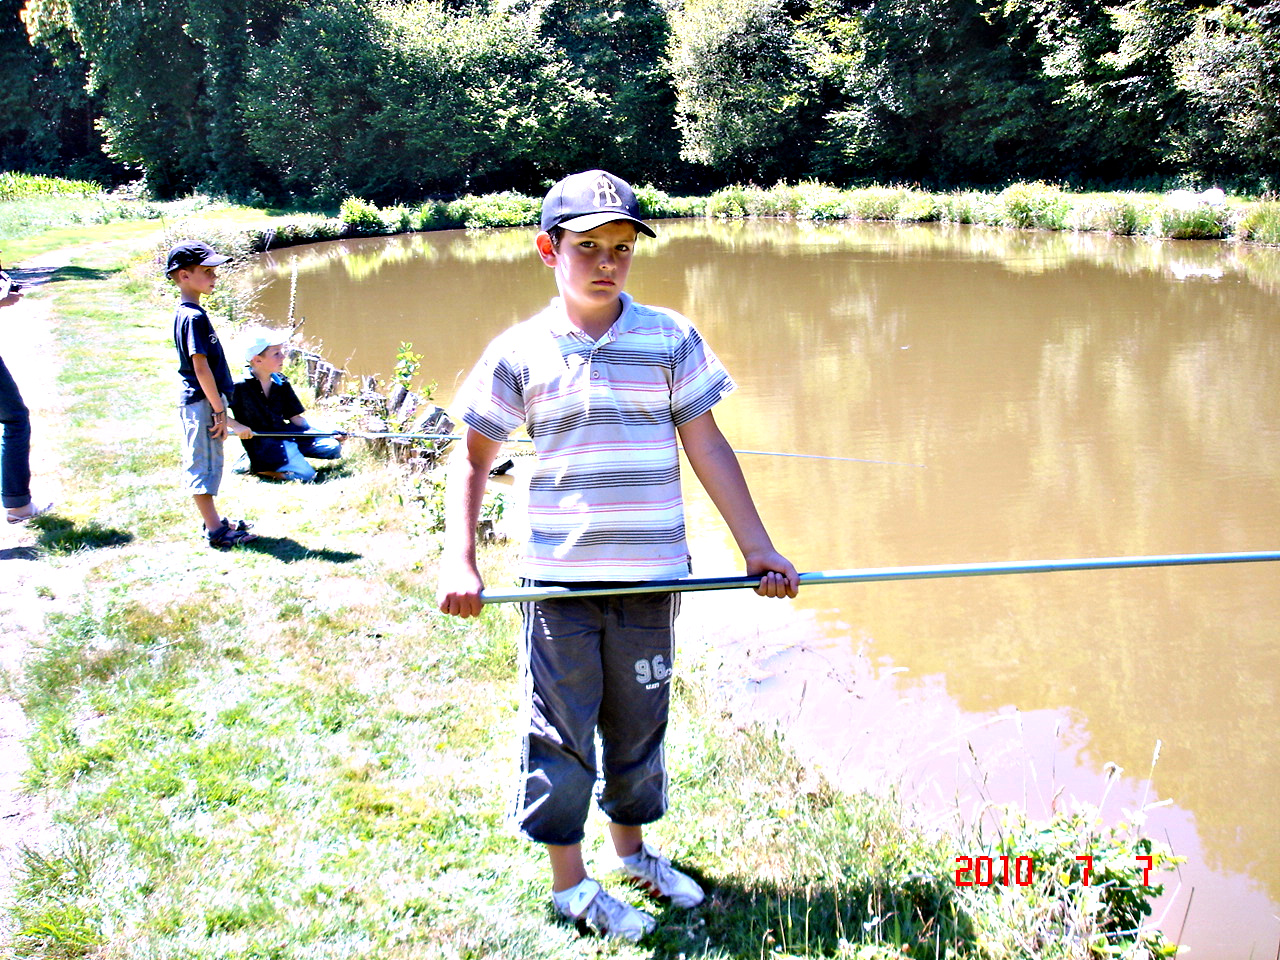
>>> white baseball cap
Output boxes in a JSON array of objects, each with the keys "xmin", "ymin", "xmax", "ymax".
[{"xmin": 243, "ymin": 329, "xmax": 286, "ymax": 363}]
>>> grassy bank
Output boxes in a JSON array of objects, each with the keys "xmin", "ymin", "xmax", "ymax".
[
  {"xmin": 3, "ymin": 173, "xmax": 1280, "ymax": 262},
  {"xmin": 1, "ymin": 211, "xmax": 1181, "ymax": 958}
]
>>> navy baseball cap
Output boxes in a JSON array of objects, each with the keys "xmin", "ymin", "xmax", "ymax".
[
  {"xmin": 166, "ymin": 240, "xmax": 230, "ymax": 274},
  {"xmin": 540, "ymin": 170, "xmax": 656, "ymax": 237}
]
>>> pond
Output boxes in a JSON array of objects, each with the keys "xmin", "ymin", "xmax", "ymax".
[{"xmin": 248, "ymin": 219, "xmax": 1280, "ymax": 956}]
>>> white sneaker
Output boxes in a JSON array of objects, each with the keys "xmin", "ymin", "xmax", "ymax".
[
  {"xmin": 620, "ymin": 843, "xmax": 705, "ymax": 908},
  {"xmin": 554, "ymin": 878, "xmax": 656, "ymax": 941}
]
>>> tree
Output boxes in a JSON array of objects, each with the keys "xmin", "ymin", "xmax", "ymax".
[
  {"xmin": 1, "ymin": 0, "xmax": 116, "ymax": 180},
  {"xmin": 521, "ymin": 0, "xmax": 686, "ymax": 185},
  {"xmin": 1171, "ymin": 1, "xmax": 1280, "ymax": 187},
  {"xmin": 820, "ymin": 0, "xmax": 1089, "ymax": 186},
  {"xmin": 22, "ymin": 0, "xmax": 304, "ymax": 197},
  {"xmin": 240, "ymin": 1, "xmax": 602, "ymax": 202},
  {"xmin": 667, "ymin": 0, "xmax": 820, "ymax": 183}
]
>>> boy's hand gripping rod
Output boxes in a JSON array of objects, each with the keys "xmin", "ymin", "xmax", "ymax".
[{"xmin": 478, "ymin": 550, "xmax": 1280, "ymax": 604}]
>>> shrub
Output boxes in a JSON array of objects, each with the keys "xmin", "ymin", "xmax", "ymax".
[
  {"xmin": 412, "ymin": 200, "xmax": 452, "ymax": 231},
  {"xmin": 1233, "ymin": 202, "xmax": 1280, "ymax": 245},
  {"xmin": 937, "ymin": 191, "xmax": 987, "ymax": 224},
  {"xmin": 661, "ymin": 194, "xmax": 708, "ymax": 218},
  {"xmin": 706, "ymin": 184, "xmax": 750, "ymax": 218},
  {"xmin": 999, "ymin": 181, "xmax": 1072, "ymax": 230},
  {"xmin": 740, "ymin": 185, "xmax": 782, "ymax": 217},
  {"xmin": 1151, "ymin": 202, "xmax": 1231, "ymax": 240},
  {"xmin": 338, "ymin": 196, "xmax": 387, "ymax": 235},
  {"xmin": 1070, "ymin": 194, "xmax": 1154, "ymax": 235},
  {"xmin": 636, "ymin": 184, "xmax": 707, "ymax": 220},
  {"xmin": 385, "ymin": 205, "xmax": 414, "ymax": 233},
  {"xmin": 446, "ymin": 191, "xmax": 539, "ymax": 229},
  {"xmin": 896, "ymin": 191, "xmax": 941, "ymax": 222},
  {"xmin": 760, "ymin": 183, "xmax": 803, "ymax": 217},
  {"xmin": 793, "ymin": 181, "xmax": 849, "ymax": 220},
  {"xmin": 847, "ymin": 187, "xmax": 906, "ymax": 220}
]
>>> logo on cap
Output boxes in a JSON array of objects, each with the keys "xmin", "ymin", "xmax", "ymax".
[{"xmin": 592, "ymin": 176, "xmax": 624, "ymax": 209}]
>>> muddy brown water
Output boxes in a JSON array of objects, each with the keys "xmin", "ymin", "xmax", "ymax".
[{"xmin": 248, "ymin": 220, "xmax": 1280, "ymax": 955}]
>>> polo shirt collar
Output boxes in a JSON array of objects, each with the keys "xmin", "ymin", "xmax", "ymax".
[{"xmin": 546, "ymin": 292, "xmax": 635, "ymax": 344}]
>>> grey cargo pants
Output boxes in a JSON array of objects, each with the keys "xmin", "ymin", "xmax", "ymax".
[{"xmin": 513, "ymin": 586, "xmax": 680, "ymax": 846}]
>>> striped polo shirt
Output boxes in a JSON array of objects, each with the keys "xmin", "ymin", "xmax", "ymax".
[{"xmin": 456, "ymin": 292, "xmax": 736, "ymax": 581}]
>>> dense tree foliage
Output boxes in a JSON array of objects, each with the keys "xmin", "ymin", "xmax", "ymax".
[
  {"xmin": 3, "ymin": 0, "xmax": 1277, "ymax": 199},
  {"xmin": 0, "ymin": 0, "xmax": 117, "ymax": 180}
]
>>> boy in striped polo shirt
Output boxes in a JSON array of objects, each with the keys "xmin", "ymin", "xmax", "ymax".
[{"xmin": 438, "ymin": 169, "xmax": 798, "ymax": 941}]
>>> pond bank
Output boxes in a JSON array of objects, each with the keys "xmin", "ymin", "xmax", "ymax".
[{"xmin": 0, "ymin": 216, "xmax": 1181, "ymax": 958}]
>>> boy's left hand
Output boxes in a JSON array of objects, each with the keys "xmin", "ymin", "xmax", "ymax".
[{"xmin": 746, "ymin": 550, "xmax": 800, "ymax": 598}]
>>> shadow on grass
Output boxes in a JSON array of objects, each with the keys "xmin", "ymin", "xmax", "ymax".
[
  {"xmin": 11, "ymin": 264, "xmax": 115, "ymax": 286},
  {"xmin": 1, "ymin": 546, "xmax": 40, "ymax": 561},
  {"xmin": 238, "ymin": 535, "xmax": 361, "ymax": 564},
  {"xmin": 34, "ymin": 517, "xmax": 134, "ymax": 554},
  {"xmin": 641, "ymin": 872, "xmax": 974, "ymax": 959}
]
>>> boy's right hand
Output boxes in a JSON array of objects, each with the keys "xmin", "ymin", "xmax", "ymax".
[{"xmin": 437, "ymin": 565, "xmax": 486, "ymax": 618}]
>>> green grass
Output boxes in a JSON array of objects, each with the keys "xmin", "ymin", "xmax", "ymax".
[
  {"xmin": 1235, "ymin": 201, "xmax": 1280, "ymax": 245},
  {"xmin": 0, "ymin": 172, "xmax": 102, "ymax": 202},
  {"xmin": 2, "ymin": 212, "xmax": 1182, "ymax": 959}
]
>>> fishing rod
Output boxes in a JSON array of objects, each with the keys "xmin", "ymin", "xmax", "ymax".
[
  {"xmin": 242, "ymin": 431, "xmax": 475, "ymax": 441},
  {"xmin": 478, "ymin": 550, "xmax": 1280, "ymax": 604},
  {"xmin": 733, "ymin": 449, "xmax": 924, "ymax": 467},
  {"xmin": 242, "ymin": 431, "xmax": 916, "ymax": 465}
]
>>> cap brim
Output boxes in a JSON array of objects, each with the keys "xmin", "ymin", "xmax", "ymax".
[
  {"xmin": 555, "ymin": 212, "xmax": 656, "ymax": 238},
  {"xmin": 200, "ymin": 254, "xmax": 231, "ymax": 266}
]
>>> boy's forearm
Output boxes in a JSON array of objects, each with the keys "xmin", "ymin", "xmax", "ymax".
[
  {"xmin": 190, "ymin": 354, "xmax": 224, "ymax": 410},
  {"xmin": 681, "ymin": 414, "xmax": 798, "ymax": 597},
  {"xmin": 443, "ymin": 430, "xmax": 502, "ymax": 567},
  {"xmin": 680, "ymin": 418, "xmax": 776, "ymax": 557},
  {"xmin": 687, "ymin": 443, "xmax": 776, "ymax": 556},
  {"xmin": 444, "ymin": 459, "xmax": 485, "ymax": 567},
  {"xmin": 437, "ymin": 429, "xmax": 504, "ymax": 617}
]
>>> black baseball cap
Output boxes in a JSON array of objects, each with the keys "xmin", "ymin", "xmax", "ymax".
[
  {"xmin": 166, "ymin": 240, "xmax": 230, "ymax": 274},
  {"xmin": 540, "ymin": 169, "xmax": 656, "ymax": 237}
]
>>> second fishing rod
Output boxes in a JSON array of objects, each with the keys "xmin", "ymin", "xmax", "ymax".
[{"xmin": 242, "ymin": 430, "xmax": 925, "ymax": 467}]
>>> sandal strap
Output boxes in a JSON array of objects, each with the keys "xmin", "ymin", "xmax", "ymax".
[{"xmin": 208, "ymin": 523, "xmax": 257, "ymax": 547}]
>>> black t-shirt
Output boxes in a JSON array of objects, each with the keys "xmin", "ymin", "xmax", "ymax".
[
  {"xmin": 230, "ymin": 374, "xmax": 308, "ymax": 470},
  {"xmin": 173, "ymin": 301, "xmax": 234, "ymax": 405}
]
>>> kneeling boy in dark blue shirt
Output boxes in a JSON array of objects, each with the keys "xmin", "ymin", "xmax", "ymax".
[{"xmin": 231, "ymin": 331, "xmax": 343, "ymax": 482}]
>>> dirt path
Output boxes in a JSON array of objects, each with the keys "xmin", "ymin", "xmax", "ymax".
[{"xmin": 0, "ymin": 253, "xmax": 78, "ymax": 905}]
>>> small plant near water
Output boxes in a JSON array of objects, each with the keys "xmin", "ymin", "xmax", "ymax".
[
  {"xmin": 953, "ymin": 803, "xmax": 1182, "ymax": 958},
  {"xmin": 393, "ymin": 340, "xmax": 424, "ymax": 390},
  {"xmin": 937, "ymin": 191, "xmax": 991, "ymax": 224}
]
